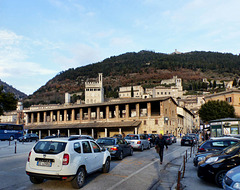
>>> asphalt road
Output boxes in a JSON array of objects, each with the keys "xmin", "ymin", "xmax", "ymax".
[{"xmin": 0, "ymin": 141, "xmax": 188, "ymax": 190}]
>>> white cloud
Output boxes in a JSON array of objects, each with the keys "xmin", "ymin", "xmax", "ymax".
[{"xmin": 52, "ymin": 43, "xmax": 104, "ymax": 70}]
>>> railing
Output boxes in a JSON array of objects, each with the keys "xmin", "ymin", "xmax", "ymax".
[{"xmin": 177, "ymin": 141, "xmax": 198, "ymax": 190}]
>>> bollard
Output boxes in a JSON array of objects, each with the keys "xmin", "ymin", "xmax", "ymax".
[
  {"xmin": 177, "ymin": 170, "xmax": 181, "ymax": 190},
  {"xmin": 185, "ymin": 150, "xmax": 188, "ymax": 163},
  {"xmin": 182, "ymin": 155, "xmax": 186, "ymax": 178},
  {"xmin": 190, "ymin": 146, "xmax": 192, "ymax": 157},
  {"xmin": 15, "ymin": 140, "xmax": 17, "ymax": 154}
]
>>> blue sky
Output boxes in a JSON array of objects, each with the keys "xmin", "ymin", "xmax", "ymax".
[{"xmin": 1, "ymin": 0, "xmax": 240, "ymax": 95}]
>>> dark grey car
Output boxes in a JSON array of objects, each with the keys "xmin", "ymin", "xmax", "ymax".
[{"xmin": 97, "ymin": 137, "xmax": 133, "ymax": 160}]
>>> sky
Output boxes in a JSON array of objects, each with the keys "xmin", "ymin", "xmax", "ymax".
[{"xmin": 1, "ymin": 0, "xmax": 240, "ymax": 95}]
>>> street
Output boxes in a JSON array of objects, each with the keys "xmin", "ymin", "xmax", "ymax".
[{"xmin": 0, "ymin": 140, "xmax": 220, "ymax": 190}]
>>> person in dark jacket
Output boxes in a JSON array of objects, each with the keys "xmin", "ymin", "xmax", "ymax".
[{"xmin": 155, "ymin": 134, "xmax": 168, "ymax": 164}]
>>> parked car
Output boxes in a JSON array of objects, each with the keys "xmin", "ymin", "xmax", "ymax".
[
  {"xmin": 198, "ymin": 137, "xmax": 240, "ymax": 153},
  {"xmin": 19, "ymin": 133, "xmax": 39, "ymax": 142},
  {"xmin": 162, "ymin": 135, "xmax": 172, "ymax": 145},
  {"xmin": 181, "ymin": 136, "xmax": 194, "ymax": 146},
  {"xmin": 125, "ymin": 134, "xmax": 150, "ymax": 151},
  {"xmin": 26, "ymin": 136, "xmax": 111, "ymax": 189},
  {"xmin": 198, "ymin": 141, "xmax": 240, "ymax": 187},
  {"xmin": 169, "ymin": 134, "xmax": 177, "ymax": 143},
  {"xmin": 223, "ymin": 165, "xmax": 240, "ymax": 190},
  {"xmin": 146, "ymin": 134, "xmax": 157, "ymax": 147},
  {"xmin": 193, "ymin": 137, "xmax": 240, "ymax": 167},
  {"xmin": 96, "ymin": 137, "xmax": 133, "ymax": 159},
  {"xmin": 112, "ymin": 134, "xmax": 123, "ymax": 138},
  {"xmin": 188, "ymin": 133, "xmax": 199, "ymax": 142}
]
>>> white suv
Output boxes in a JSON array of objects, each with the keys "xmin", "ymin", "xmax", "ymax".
[{"xmin": 26, "ymin": 136, "xmax": 111, "ymax": 189}]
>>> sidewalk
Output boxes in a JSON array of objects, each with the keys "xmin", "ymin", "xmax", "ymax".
[
  {"xmin": 179, "ymin": 156, "xmax": 221, "ymax": 190},
  {"xmin": 0, "ymin": 140, "xmax": 36, "ymax": 158},
  {"xmin": 151, "ymin": 142, "xmax": 221, "ymax": 190}
]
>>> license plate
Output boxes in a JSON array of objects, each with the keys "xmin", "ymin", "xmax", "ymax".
[
  {"xmin": 131, "ymin": 142, "xmax": 134, "ymax": 144},
  {"xmin": 185, "ymin": 142, "xmax": 189, "ymax": 144},
  {"xmin": 37, "ymin": 161, "xmax": 52, "ymax": 167}
]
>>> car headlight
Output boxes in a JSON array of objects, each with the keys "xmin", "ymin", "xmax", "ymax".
[
  {"xmin": 233, "ymin": 182, "xmax": 240, "ymax": 190},
  {"xmin": 205, "ymin": 157, "xmax": 218, "ymax": 164},
  {"xmin": 24, "ymin": 137, "xmax": 26, "ymax": 139},
  {"xmin": 197, "ymin": 156, "xmax": 205, "ymax": 162}
]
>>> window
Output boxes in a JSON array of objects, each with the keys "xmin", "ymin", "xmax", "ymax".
[
  {"xmin": 74, "ymin": 142, "xmax": 81, "ymax": 153},
  {"xmin": 212, "ymin": 141, "xmax": 228, "ymax": 147},
  {"xmin": 144, "ymin": 120, "xmax": 146, "ymax": 125},
  {"xmin": 155, "ymin": 119, "xmax": 158, "ymax": 124},
  {"xmin": 169, "ymin": 92, "xmax": 170, "ymax": 95},
  {"xmin": 90, "ymin": 141, "xmax": 101, "ymax": 153},
  {"xmin": 82, "ymin": 141, "xmax": 92, "ymax": 153},
  {"xmin": 161, "ymin": 92, "xmax": 163, "ymax": 95},
  {"xmin": 226, "ymin": 97, "xmax": 232, "ymax": 102}
]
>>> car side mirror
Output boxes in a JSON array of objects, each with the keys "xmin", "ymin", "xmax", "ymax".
[{"xmin": 101, "ymin": 147, "xmax": 106, "ymax": 151}]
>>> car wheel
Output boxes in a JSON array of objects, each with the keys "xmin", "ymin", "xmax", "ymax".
[
  {"xmin": 71, "ymin": 167, "xmax": 85, "ymax": 189},
  {"xmin": 9, "ymin": 136, "xmax": 14, "ymax": 141},
  {"xmin": 129, "ymin": 148, "xmax": 133, "ymax": 156},
  {"xmin": 118, "ymin": 151, "xmax": 123, "ymax": 160},
  {"xmin": 215, "ymin": 170, "xmax": 227, "ymax": 187},
  {"xmin": 29, "ymin": 176, "xmax": 44, "ymax": 184},
  {"xmin": 141, "ymin": 145, "xmax": 144, "ymax": 151},
  {"xmin": 102, "ymin": 158, "xmax": 110, "ymax": 173}
]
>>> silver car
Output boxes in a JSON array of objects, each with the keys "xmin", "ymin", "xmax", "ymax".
[{"xmin": 125, "ymin": 134, "xmax": 150, "ymax": 151}]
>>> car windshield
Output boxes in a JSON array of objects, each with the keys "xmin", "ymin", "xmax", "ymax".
[
  {"xmin": 96, "ymin": 139, "xmax": 115, "ymax": 145},
  {"xmin": 223, "ymin": 142, "xmax": 240, "ymax": 155},
  {"xmin": 183, "ymin": 136, "xmax": 192, "ymax": 140},
  {"xmin": 34, "ymin": 141, "xmax": 67, "ymax": 154},
  {"xmin": 125, "ymin": 135, "xmax": 139, "ymax": 140}
]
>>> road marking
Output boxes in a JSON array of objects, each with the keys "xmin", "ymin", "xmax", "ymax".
[
  {"xmin": 107, "ymin": 147, "xmax": 186, "ymax": 190},
  {"xmin": 104, "ymin": 173, "xmax": 128, "ymax": 178}
]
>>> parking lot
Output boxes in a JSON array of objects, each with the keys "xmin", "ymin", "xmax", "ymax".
[{"xmin": 0, "ymin": 139, "xmax": 223, "ymax": 190}]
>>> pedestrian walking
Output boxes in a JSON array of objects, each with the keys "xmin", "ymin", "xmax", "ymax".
[{"xmin": 155, "ymin": 134, "xmax": 168, "ymax": 165}]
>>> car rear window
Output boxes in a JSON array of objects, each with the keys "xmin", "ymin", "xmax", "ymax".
[
  {"xmin": 125, "ymin": 135, "xmax": 139, "ymax": 140},
  {"xmin": 212, "ymin": 141, "xmax": 229, "ymax": 147},
  {"xmin": 97, "ymin": 138, "xmax": 115, "ymax": 145},
  {"xmin": 182, "ymin": 136, "xmax": 192, "ymax": 140},
  {"xmin": 34, "ymin": 141, "xmax": 67, "ymax": 154}
]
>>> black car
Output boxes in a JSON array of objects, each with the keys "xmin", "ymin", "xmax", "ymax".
[
  {"xmin": 181, "ymin": 136, "xmax": 194, "ymax": 146},
  {"xmin": 193, "ymin": 137, "xmax": 240, "ymax": 166},
  {"xmin": 162, "ymin": 135, "xmax": 172, "ymax": 145},
  {"xmin": 198, "ymin": 141, "xmax": 240, "ymax": 187},
  {"xmin": 97, "ymin": 137, "xmax": 133, "ymax": 160},
  {"xmin": 198, "ymin": 137, "xmax": 240, "ymax": 153},
  {"xmin": 19, "ymin": 133, "xmax": 39, "ymax": 142}
]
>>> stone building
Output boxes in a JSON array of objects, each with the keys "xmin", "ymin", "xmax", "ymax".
[
  {"xmin": 119, "ymin": 85, "xmax": 144, "ymax": 98},
  {"xmin": 177, "ymin": 95, "xmax": 205, "ymax": 130},
  {"xmin": 85, "ymin": 73, "xmax": 104, "ymax": 104},
  {"xmin": 22, "ymin": 97, "xmax": 191, "ymax": 139}
]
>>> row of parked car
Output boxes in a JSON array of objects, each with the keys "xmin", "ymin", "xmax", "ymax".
[
  {"xmin": 192, "ymin": 135, "xmax": 240, "ymax": 189},
  {"xmin": 25, "ymin": 133, "xmax": 178, "ymax": 189}
]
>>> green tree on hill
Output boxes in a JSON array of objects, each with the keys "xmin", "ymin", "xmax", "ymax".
[
  {"xmin": 0, "ymin": 86, "xmax": 18, "ymax": 115},
  {"xmin": 198, "ymin": 100, "xmax": 235, "ymax": 123}
]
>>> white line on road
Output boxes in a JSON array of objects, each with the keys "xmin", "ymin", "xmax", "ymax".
[{"xmin": 107, "ymin": 147, "xmax": 186, "ymax": 190}]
